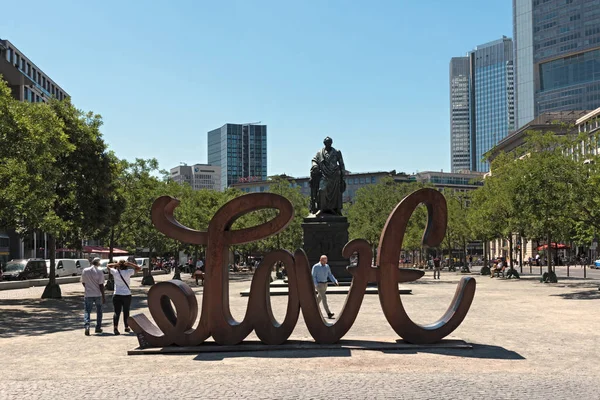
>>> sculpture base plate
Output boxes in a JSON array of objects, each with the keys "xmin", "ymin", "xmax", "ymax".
[
  {"xmin": 128, "ymin": 338, "xmax": 471, "ymax": 355},
  {"xmin": 239, "ymin": 282, "xmax": 413, "ymax": 297}
]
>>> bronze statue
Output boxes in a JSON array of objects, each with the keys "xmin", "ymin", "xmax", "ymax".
[
  {"xmin": 128, "ymin": 189, "xmax": 477, "ymax": 347},
  {"xmin": 310, "ymin": 137, "xmax": 346, "ymax": 215}
]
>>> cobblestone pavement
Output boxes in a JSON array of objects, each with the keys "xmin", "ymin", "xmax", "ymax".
[{"xmin": 1, "ymin": 272, "xmax": 599, "ymax": 399}]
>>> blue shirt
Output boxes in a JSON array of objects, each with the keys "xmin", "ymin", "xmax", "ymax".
[{"xmin": 312, "ymin": 262, "xmax": 338, "ymax": 286}]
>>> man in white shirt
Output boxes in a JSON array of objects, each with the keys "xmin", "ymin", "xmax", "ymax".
[
  {"xmin": 81, "ymin": 258, "xmax": 105, "ymax": 336},
  {"xmin": 311, "ymin": 255, "xmax": 339, "ymax": 319}
]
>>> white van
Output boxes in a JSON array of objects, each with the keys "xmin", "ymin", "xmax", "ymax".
[
  {"xmin": 75, "ymin": 259, "xmax": 89, "ymax": 275},
  {"xmin": 45, "ymin": 259, "xmax": 79, "ymax": 277},
  {"xmin": 135, "ymin": 258, "xmax": 150, "ymax": 269}
]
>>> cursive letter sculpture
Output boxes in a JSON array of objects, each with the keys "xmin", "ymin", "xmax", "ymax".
[{"xmin": 128, "ymin": 188, "xmax": 476, "ymax": 347}]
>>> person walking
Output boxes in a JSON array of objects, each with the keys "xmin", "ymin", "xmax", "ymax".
[
  {"xmin": 312, "ymin": 255, "xmax": 339, "ymax": 319},
  {"xmin": 433, "ymin": 257, "xmax": 441, "ymax": 280},
  {"xmin": 81, "ymin": 258, "xmax": 106, "ymax": 336},
  {"xmin": 107, "ymin": 260, "xmax": 141, "ymax": 335}
]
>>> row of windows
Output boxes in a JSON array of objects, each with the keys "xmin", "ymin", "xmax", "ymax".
[
  {"xmin": 4, "ymin": 45, "xmax": 66, "ymax": 100},
  {"xmin": 539, "ymin": 49, "xmax": 600, "ymax": 91}
]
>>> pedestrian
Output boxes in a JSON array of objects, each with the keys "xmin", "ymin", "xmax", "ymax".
[
  {"xmin": 311, "ymin": 255, "xmax": 339, "ymax": 319},
  {"xmin": 433, "ymin": 257, "xmax": 441, "ymax": 280},
  {"xmin": 81, "ymin": 257, "xmax": 106, "ymax": 336},
  {"xmin": 107, "ymin": 260, "xmax": 141, "ymax": 335},
  {"xmin": 195, "ymin": 258, "xmax": 204, "ymax": 274},
  {"xmin": 194, "ymin": 259, "xmax": 205, "ymax": 286}
]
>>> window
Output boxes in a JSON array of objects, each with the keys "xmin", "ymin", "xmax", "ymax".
[{"xmin": 5, "ymin": 48, "xmax": 10, "ymax": 62}]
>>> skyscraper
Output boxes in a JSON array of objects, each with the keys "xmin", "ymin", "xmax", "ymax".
[
  {"xmin": 513, "ymin": 0, "xmax": 600, "ymax": 129},
  {"xmin": 450, "ymin": 57, "xmax": 471, "ymax": 172},
  {"xmin": 469, "ymin": 37, "xmax": 515, "ymax": 172},
  {"xmin": 207, "ymin": 123, "xmax": 267, "ymax": 190}
]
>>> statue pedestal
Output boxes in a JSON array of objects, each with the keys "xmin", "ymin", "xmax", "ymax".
[{"xmin": 302, "ymin": 215, "xmax": 351, "ymax": 281}]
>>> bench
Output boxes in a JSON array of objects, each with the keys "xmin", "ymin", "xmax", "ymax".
[{"xmin": 490, "ymin": 266, "xmax": 505, "ymax": 278}]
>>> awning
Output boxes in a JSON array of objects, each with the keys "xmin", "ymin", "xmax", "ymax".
[
  {"xmin": 537, "ymin": 243, "xmax": 570, "ymax": 250},
  {"xmin": 83, "ymin": 245, "xmax": 129, "ymax": 255}
]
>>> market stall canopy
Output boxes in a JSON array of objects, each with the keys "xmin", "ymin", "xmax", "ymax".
[
  {"xmin": 536, "ymin": 243, "xmax": 570, "ymax": 250},
  {"xmin": 83, "ymin": 245, "xmax": 128, "ymax": 254}
]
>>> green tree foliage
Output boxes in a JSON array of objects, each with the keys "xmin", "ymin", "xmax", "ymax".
[
  {"xmin": 443, "ymin": 190, "xmax": 473, "ymax": 268},
  {"xmin": 0, "ymin": 80, "xmax": 71, "ymax": 233},
  {"xmin": 473, "ymin": 130, "xmax": 581, "ymax": 278},
  {"xmin": 0, "ymin": 79, "xmax": 119, "ymax": 298},
  {"xmin": 347, "ymin": 178, "xmax": 427, "ymax": 263}
]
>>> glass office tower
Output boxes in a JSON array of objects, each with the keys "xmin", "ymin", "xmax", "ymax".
[
  {"xmin": 514, "ymin": 0, "xmax": 600, "ymax": 129},
  {"xmin": 469, "ymin": 37, "xmax": 515, "ymax": 172},
  {"xmin": 450, "ymin": 57, "xmax": 472, "ymax": 172},
  {"xmin": 207, "ymin": 123, "xmax": 267, "ymax": 190}
]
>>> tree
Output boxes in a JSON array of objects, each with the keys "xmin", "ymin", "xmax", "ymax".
[
  {"xmin": 514, "ymin": 131, "xmax": 579, "ymax": 282},
  {"xmin": 0, "ymin": 80, "xmax": 70, "ymax": 235},
  {"xmin": 347, "ymin": 178, "xmax": 427, "ymax": 264},
  {"xmin": 443, "ymin": 190, "xmax": 473, "ymax": 271},
  {"xmin": 0, "ymin": 80, "xmax": 117, "ymax": 298},
  {"xmin": 39, "ymin": 99, "xmax": 119, "ymax": 298}
]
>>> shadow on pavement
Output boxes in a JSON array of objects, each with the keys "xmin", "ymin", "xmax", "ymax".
[
  {"xmin": 382, "ymin": 344, "xmax": 525, "ymax": 360},
  {"xmin": 192, "ymin": 348, "xmax": 352, "ymax": 361},
  {"xmin": 550, "ymin": 289, "xmax": 600, "ymax": 300},
  {"xmin": 179, "ymin": 341, "xmax": 524, "ymax": 361},
  {"xmin": 0, "ymin": 289, "xmax": 148, "ymax": 338}
]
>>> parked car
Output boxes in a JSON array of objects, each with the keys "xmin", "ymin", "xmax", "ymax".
[
  {"xmin": 593, "ymin": 259, "xmax": 600, "ymax": 269},
  {"xmin": 98, "ymin": 259, "xmax": 109, "ymax": 274},
  {"xmin": 45, "ymin": 259, "xmax": 80, "ymax": 277},
  {"xmin": 135, "ymin": 258, "xmax": 150, "ymax": 269},
  {"xmin": 3, "ymin": 259, "xmax": 48, "ymax": 281},
  {"xmin": 75, "ymin": 259, "xmax": 89, "ymax": 275}
]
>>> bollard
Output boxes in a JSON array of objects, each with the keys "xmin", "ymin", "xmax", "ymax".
[{"xmin": 584, "ymin": 264, "xmax": 587, "ymax": 279}]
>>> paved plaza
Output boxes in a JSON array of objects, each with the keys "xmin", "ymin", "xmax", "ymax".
[{"xmin": 0, "ymin": 269, "xmax": 599, "ymax": 399}]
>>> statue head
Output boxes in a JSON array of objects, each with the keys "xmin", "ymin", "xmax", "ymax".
[{"xmin": 323, "ymin": 136, "xmax": 333, "ymax": 150}]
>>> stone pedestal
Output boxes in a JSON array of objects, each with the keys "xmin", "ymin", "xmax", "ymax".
[{"xmin": 302, "ymin": 215, "xmax": 351, "ymax": 281}]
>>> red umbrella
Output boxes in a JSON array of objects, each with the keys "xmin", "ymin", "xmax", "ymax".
[{"xmin": 536, "ymin": 243, "xmax": 570, "ymax": 251}]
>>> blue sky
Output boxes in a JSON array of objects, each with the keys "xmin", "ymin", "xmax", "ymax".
[{"xmin": 2, "ymin": 0, "xmax": 511, "ymax": 177}]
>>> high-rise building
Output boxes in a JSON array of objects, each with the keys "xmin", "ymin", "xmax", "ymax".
[
  {"xmin": 207, "ymin": 123, "xmax": 267, "ymax": 190},
  {"xmin": 513, "ymin": 0, "xmax": 600, "ymax": 130},
  {"xmin": 0, "ymin": 39, "xmax": 69, "ymax": 103},
  {"xmin": 469, "ymin": 37, "xmax": 515, "ymax": 172},
  {"xmin": 450, "ymin": 57, "xmax": 472, "ymax": 172},
  {"xmin": 170, "ymin": 164, "xmax": 221, "ymax": 191}
]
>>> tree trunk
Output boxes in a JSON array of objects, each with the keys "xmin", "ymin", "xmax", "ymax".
[
  {"xmin": 108, "ymin": 226, "xmax": 115, "ymax": 262},
  {"xmin": 483, "ymin": 238, "xmax": 488, "ymax": 268},
  {"xmin": 142, "ymin": 241, "xmax": 155, "ymax": 286},
  {"xmin": 547, "ymin": 232, "xmax": 553, "ymax": 274},
  {"xmin": 508, "ymin": 235, "xmax": 514, "ymax": 270},
  {"xmin": 41, "ymin": 235, "xmax": 61, "ymax": 299},
  {"xmin": 372, "ymin": 244, "xmax": 377, "ymax": 266},
  {"xmin": 172, "ymin": 245, "xmax": 181, "ymax": 280},
  {"xmin": 519, "ymin": 236, "xmax": 523, "ymax": 273}
]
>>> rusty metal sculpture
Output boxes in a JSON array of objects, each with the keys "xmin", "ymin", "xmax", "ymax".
[{"xmin": 129, "ymin": 189, "xmax": 476, "ymax": 347}]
